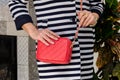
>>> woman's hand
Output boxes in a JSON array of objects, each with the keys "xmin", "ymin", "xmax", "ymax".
[
  {"xmin": 77, "ymin": 10, "xmax": 99, "ymax": 27},
  {"xmin": 22, "ymin": 23, "xmax": 60, "ymax": 46}
]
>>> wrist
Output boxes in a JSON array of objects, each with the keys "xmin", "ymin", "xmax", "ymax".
[
  {"xmin": 22, "ymin": 23, "xmax": 38, "ymax": 35},
  {"xmin": 92, "ymin": 13, "xmax": 99, "ymax": 19},
  {"xmin": 90, "ymin": 13, "xmax": 99, "ymax": 27}
]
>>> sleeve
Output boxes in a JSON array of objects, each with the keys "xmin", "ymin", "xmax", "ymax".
[
  {"xmin": 8, "ymin": 0, "xmax": 33, "ymax": 30},
  {"xmin": 89, "ymin": 0, "xmax": 105, "ymax": 17}
]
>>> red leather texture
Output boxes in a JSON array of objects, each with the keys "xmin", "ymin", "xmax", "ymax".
[{"xmin": 36, "ymin": 37, "xmax": 72, "ymax": 64}]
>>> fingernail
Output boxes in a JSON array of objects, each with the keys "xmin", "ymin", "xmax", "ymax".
[
  {"xmin": 55, "ymin": 38, "xmax": 58, "ymax": 40},
  {"xmin": 46, "ymin": 44, "xmax": 49, "ymax": 46},
  {"xmin": 51, "ymin": 42, "xmax": 54, "ymax": 44}
]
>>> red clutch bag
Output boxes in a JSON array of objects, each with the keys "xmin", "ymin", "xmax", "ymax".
[{"xmin": 36, "ymin": 37, "xmax": 72, "ymax": 64}]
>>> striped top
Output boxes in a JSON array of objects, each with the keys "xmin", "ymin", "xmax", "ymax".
[
  {"xmin": 8, "ymin": 0, "xmax": 104, "ymax": 80},
  {"xmin": 8, "ymin": 0, "xmax": 104, "ymax": 30}
]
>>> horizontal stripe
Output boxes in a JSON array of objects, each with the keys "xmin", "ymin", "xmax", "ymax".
[
  {"xmin": 81, "ymin": 59, "xmax": 93, "ymax": 64},
  {"xmin": 39, "ymin": 73, "xmax": 80, "ymax": 78},
  {"xmin": 81, "ymin": 55, "xmax": 93, "ymax": 60},
  {"xmin": 36, "ymin": 6, "xmax": 75, "ymax": 15},
  {"xmin": 37, "ymin": 62, "xmax": 80, "ymax": 67},
  {"xmin": 47, "ymin": 25, "xmax": 76, "ymax": 30},
  {"xmin": 80, "ymin": 49, "xmax": 94, "ymax": 53},
  {"xmin": 81, "ymin": 75, "xmax": 93, "ymax": 80},
  {"xmin": 81, "ymin": 69, "xmax": 93, "ymax": 75},
  {"xmin": 37, "ymin": 62, "xmax": 80, "ymax": 69},
  {"xmin": 79, "ymin": 44, "xmax": 94, "ymax": 48},
  {"xmin": 38, "ymin": 67, "xmax": 80, "ymax": 72},
  {"xmin": 37, "ymin": 13, "xmax": 76, "ymax": 20},
  {"xmin": 38, "ymin": 70, "xmax": 80, "ymax": 76}
]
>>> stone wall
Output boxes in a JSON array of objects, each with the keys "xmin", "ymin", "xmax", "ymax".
[
  {"xmin": 0, "ymin": 20, "xmax": 6, "ymax": 35},
  {"xmin": 0, "ymin": 3, "xmax": 39, "ymax": 80}
]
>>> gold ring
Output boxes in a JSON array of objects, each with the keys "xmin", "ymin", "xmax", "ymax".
[{"xmin": 83, "ymin": 13, "xmax": 87, "ymax": 17}]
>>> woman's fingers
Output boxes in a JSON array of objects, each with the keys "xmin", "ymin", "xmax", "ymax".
[
  {"xmin": 38, "ymin": 29, "xmax": 60, "ymax": 46},
  {"xmin": 79, "ymin": 13, "xmax": 88, "ymax": 27},
  {"xmin": 85, "ymin": 15, "xmax": 95, "ymax": 27},
  {"xmin": 77, "ymin": 10, "xmax": 98, "ymax": 27},
  {"xmin": 77, "ymin": 11, "xmax": 84, "ymax": 20},
  {"xmin": 82, "ymin": 13, "xmax": 94, "ymax": 27},
  {"xmin": 46, "ymin": 29, "xmax": 60, "ymax": 40},
  {"xmin": 39, "ymin": 36, "xmax": 50, "ymax": 46},
  {"xmin": 77, "ymin": 10, "xmax": 89, "ymax": 27}
]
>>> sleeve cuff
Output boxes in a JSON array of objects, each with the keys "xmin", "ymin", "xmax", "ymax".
[{"xmin": 14, "ymin": 15, "xmax": 33, "ymax": 30}]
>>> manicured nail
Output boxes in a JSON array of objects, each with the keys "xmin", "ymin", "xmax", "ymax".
[
  {"xmin": 46, "ymin": 44, "xmax": 49, "ymax": 46},
  {"xmin": 51, "ymin": 42, "xmax": 54, "ymax": 44},
  {"xmin": 55, "ymin": 38, "xmax": 58, "ymax": 40}
]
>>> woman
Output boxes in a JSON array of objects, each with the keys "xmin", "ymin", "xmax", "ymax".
[{"xmin": 8, "ymin": 0, "xmax": 104, "ymax": 80}]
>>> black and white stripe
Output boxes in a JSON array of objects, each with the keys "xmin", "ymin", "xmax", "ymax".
[{"xmin": 8, "ymin": 0, "xmax": 104, "ymax": 80}]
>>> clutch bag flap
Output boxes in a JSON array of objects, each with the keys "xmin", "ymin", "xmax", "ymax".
[{"xmin": 36, "ymin": 37, "xmax": 72, "ymax": 64}]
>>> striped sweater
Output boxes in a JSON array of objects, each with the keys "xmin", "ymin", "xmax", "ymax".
[{"xmin": 8, "ymin": 0, "xmax": 104, "ymax": 80}]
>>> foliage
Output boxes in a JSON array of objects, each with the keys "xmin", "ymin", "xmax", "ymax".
[
  {"xmin": 94, "ymin": 0, "xmax": 120, "ymax": 80},
  {"xmin": 95, "ymin": 0, "xmax": 119, "ymax": 44}
]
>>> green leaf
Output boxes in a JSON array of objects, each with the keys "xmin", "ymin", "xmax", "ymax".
[{"xmin": 105, "ymin": 0, "xmax": 118, "ymax": 10}]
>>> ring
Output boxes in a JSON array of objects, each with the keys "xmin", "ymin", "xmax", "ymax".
[{"xmin": 83, "ymin": 13, "xmax": 87, "ymax": 17}]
